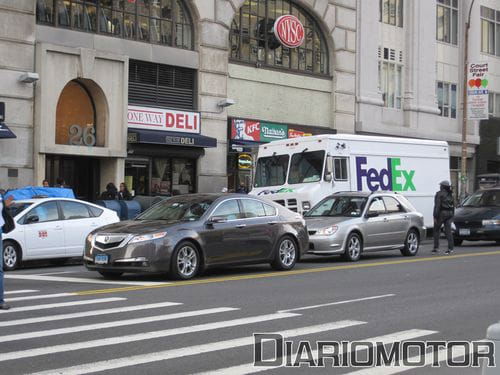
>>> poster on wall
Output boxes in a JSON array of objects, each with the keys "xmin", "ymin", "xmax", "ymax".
[
  {"xmin": 288, "ymin": 128, "xmax": 312, "ymax": 138},
  {"xmin": 231, "ymin": 119, "xmax": 261, "ymax": 141},
  {"xmin": 467, "ymin": 62, "xmax": 489, "ymax": 120},
  {"xmin": 260, "ymin": 122, "xmax": 288, "ymax": 142}
]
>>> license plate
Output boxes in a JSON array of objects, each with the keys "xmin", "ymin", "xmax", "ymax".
[
  {"xmin": 94, "ymin": 254, "xmax": 109, "ymax": 265},
  {"xmin": 459, "ymin": 229, "xmax": 470, "ymax": 236}
]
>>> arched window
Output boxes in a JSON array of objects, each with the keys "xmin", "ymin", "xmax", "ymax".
[
  {"xmin": 36, "ymin": 0, "xmax": 193, "ymax": 50},
  {"xmin": 230, "ymin": 0, "xmax": 329, "ymax": 75}
]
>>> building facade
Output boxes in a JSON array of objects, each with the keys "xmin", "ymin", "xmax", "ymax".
[{"xmin": 0, "ymin": 0, "xmax": 498, "ymax": 199}]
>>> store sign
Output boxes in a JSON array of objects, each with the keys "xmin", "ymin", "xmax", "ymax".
[
  {"xmin": 288, "ymin": 128, "xmax": 312, "ymax": 138},
  {"xmin": 467, "ymin": 63, "xmax": 489, "ymax": 120},
  {"xmin": 128, "ymin": 105, "xmax": 200, "ymax": 134},
  {"xmin": 231, "ymin": 119, "xmax": 261, "ymax": 141},
  {"xmin": 260, "ymin": 122, "xmax": 288, "ymax": 142},
  {"xmin": 273, "ymin": 15, "xmax": 305, "ymax": 48},
  {"xmin": 238, "ymin": 153, "xmax": 253, "ymax": 170}
]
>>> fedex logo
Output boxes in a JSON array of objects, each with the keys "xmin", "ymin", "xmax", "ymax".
[{"xmin": 356, "ymin": 157, "xmax": 416, "ymax": 192}]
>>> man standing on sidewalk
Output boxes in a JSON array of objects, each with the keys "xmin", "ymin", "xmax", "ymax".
[
  {"xmin": 0, "ymin": 193, "xmax": 14, "ymax": 310},
  {"xmin": 432, "ymin": 180, "xmax": 455, "ymax": 255}
]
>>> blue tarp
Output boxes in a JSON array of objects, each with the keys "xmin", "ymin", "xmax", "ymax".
[{"xmin": 5, "ymin": 186, "xmax": 75, "ymax": 200}]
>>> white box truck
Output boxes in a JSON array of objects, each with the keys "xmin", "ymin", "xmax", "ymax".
[{"xmin": 249, "ymin": 134, "xmax": 450, "ymax": 227}]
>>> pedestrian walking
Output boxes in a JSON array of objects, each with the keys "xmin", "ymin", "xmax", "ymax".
[
  {"xmin": 0, "ymin": 193, "xmax": 14, "ymax": 310},
  {"xmin": 432, "ymin": 180, "xmax": 455, "ymax": 255}
]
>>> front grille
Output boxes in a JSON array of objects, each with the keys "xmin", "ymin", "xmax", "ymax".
[
  {"xmin": 275, "ymin": 200, "xmax": 285, "ymax": 207},
  {"xmin": 287, "ymin": 199, "xmax": 297, "ymax": 206},
  {"xmin": 454, "ymin": 221, "xmax": 482, "ymax": 229},
  {"xmin": 94, "ymin": 234, "xmax": 129, "ymax": 250},
  {"xmin": 308, "ymin": 230, "xmax": 317, "ymax": 236}
]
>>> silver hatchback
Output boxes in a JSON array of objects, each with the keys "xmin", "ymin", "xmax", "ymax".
[{"xmin": 305, "ymin": 192, "xmax": 426, "ymax": 261}]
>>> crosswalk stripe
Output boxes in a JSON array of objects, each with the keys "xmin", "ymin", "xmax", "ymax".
[
  {"xmin": 0, "ymin": 297, "xmax": 126, "ymax": 314},
  {"xmin": 30, "ymin": 320, "xmax": 366, "ymax": 375},
  {"xmin": 6, "ymin": 293, "xmax": 74, "ymax": 302},
  {"xmin": 194, "ymin": 329, "xmax": 438, "ymax": 375},
  {"xmin": 0, "ymin": 301, "xmax": 182, "ymax": 328},
  {"xmin": 345, "ymin": 340, "xmax": 487, "ymax": 375},
  {"xmin": 4, "ymin": 290, "xmax": 39, "ymax": 295},
  {"xmin": 0, "ymin": 307, "xmax": 240, "ymax": 343},
  {"xmin": 0, "ymin": 312, "xmax": 303, "ymax": 362},
  {"xmin": 4, "ymin": 274, "xmax": 170, "ymax": 286}
]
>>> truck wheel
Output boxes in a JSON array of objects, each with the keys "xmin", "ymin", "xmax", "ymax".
[
  {"xmin": 271, "ymin": 236, "xmax": 297, "ymax": 271},
  {"xmin": 342, "ymin": 233, "xmax": 362, "ymax": 262},
  {"xmin": 401, "ymin": 229, "xmax": 419, "ymax": 256},
  {"xmin": 2, "ymin": 240, "xmax": 21, "ymax": 271}
]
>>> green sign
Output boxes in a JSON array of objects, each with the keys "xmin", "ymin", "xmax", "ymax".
[{"xmin": 260, "ymin": 122, "xmax": 288, "ymax": 143}]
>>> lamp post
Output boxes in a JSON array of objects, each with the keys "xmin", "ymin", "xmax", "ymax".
[{"xmin": 461, "ymin": 0, "xmax": 476, "ymax": 200}]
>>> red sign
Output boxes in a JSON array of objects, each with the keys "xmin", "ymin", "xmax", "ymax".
[
  {"xmin": 127, "ymin": 105, "xmax": 200, "ymax": 134},
  {"xmin": 231, "ymin": 119, "xmax": 260, "ymax": 141},
  {"xmin": 273, "ymin": 15, "xmax": 305, "ymax": 48},
  {"xmin": 288, "ymin": 129, "xmax": 312, "ymax": 138}
]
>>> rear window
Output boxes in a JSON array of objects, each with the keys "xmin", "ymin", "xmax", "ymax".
[
  {"xmin": 60, "ymin": 201, "xmax": 91, "ymax": 220},
  {"xmin": 89, "ymin": 206, "xmax": 104, "ymax": 217}
]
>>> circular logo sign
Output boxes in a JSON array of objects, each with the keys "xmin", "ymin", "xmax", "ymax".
[{"xmin": 273, "ymin": 15, "xmax": 305, "ymax": 48}]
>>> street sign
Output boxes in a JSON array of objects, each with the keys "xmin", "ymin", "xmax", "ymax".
[{"xmin": 467, "ymin": 62, "xmax": 489, "ymax": 120}]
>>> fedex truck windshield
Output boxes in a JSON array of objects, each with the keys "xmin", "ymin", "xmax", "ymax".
[{"xmin": 254, "ymin": 150, "xmax": 326, "ymax": 187}]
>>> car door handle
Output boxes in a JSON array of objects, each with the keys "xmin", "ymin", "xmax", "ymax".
[
  {"xmin": 268, "ymin": 221, "xmax": 279, "ymax": 225},
  {"xmin": 54, "ymin": 225, "xmax": 63, "ymax": 230},
  {"xmin": 90, "ymin": 222, "xmax": 99, "ymax": 227},
  {"xmin": 235, "ymin": 224, "xmax": 247, "ymax": 228}
]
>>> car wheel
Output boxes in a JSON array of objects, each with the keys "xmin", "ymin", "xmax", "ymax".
[
  {"xmin": 454, "ymin": 238, "xmax": 463, "ymax": 246},
  {"xmin": 2, "ymin": 240, "xmax": 21, "ymax": 271},
  {"xmin": 170, "ymin": 241, "xmax": 200, "ymax": 280},
  {"xmin": 343, "ymin": 233, "xmax": 362, "ymax": 262},
  {"xmin": 271, "ymin": 236, "xmax": 297, "ymax": 271},
  {"xmin": 97, "ymin": 271, "xmax": 124, "ymax": 278},
  {"xmin": 401, "ymin": 229, "xmax": 420, "ymax": 256}
]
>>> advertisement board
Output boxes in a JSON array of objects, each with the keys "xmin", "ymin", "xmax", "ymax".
[{"xmin": 467, "ymin": 63, "xmax": 489, "ymax": 120}]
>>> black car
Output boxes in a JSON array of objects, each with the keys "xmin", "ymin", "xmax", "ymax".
[
  {"xmin": 84, "ymin": 194, "xmax": 308, "ymax": 279},
  {"xmin": 453, "ymin": 188, "xmax": 500, "ymax": 245}
]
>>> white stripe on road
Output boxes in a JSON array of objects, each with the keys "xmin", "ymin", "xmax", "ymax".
[
  {"xmin": 0, "ymin": 312, "xmax": 304, "ymax": 362},
  {"xmin": 0, "ymin": 307, "xmax": 240, "ymax": 343},
  {"xmin": 30, "ymin": 320, "xmax": 366, "ymax": 375},
  {"xmin": 194, "ymin": 329, "xmax": 437, "ymax": 375},
  {"xmin": 0, "ymin": 298, "xmax": 126, "ymax": 314},
  {"xmin": 6, "ymin": 293, "xmax": 74, "ymax": 302},
  {"xmin": 277, "ymin": 294, "xmax": 396, "ymax": 313},
  {"xmin": 4, "ymin": 290, "xmax": 39, "ymax": 295},
  {"xmin": 4, "ymin": 274, "xmax": 168, "ymax": 286},
  {"xmin": 0, "ymin": 301, "xmax": 182, "ymax": 327}
]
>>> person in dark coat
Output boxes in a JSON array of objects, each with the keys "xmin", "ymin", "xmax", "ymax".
[
  {"xmin": 432, "ymin": 180, "xmax": 455, "ymax": 255},
  {"xmin": 101, "ymin": 183, "xmax": 118, "ymax": 200},
  {"xmin": 118, "ymin": 182, "xmax": 132, "ymax": 201}
]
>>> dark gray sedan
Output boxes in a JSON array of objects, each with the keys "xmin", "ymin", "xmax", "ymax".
[{"xmin": 84, "ymin": 194, "xmax": 308, "ymax": 280}]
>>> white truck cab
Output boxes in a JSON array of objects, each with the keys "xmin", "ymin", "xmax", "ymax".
[{"xmin": 249, "ymin": 134, "xmax": 450, "ymax": 227}]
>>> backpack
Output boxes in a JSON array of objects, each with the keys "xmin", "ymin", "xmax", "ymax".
[{"xmin": 441, "ymin": 192, "xmax": 454, "ymax": 210}]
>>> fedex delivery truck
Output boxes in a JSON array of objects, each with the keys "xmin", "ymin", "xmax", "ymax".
[{"xmin": 249, "ymin": 134, "xmax": 450, "ymax": 227}]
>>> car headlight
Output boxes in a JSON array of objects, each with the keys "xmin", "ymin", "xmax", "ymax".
[
  {"xmin": 315, "ymin": 225, "xmax": 338, "ymax": 236},
  {"xmin": 482, "ymin": 220, "xmax": 500, "ymax": 226},
  {"xmin": 86, "ymin": 233, "xmax": 94, "ymax": 243},
  {"xmin": 302, "ymin": 201, "xmax": 311, "ymax": 211},
  {"xmin": 128, "ymin": 232, "xmax": 168, "ymax": 244}
]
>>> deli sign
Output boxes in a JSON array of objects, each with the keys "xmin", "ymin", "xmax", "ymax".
[
  {"xmin": 273, "ymin": 15, "xmax": 305, "ymax": 48},
  {"xmin": 127, "ymin": 105, "xmax": 200, "ymax": 134}
]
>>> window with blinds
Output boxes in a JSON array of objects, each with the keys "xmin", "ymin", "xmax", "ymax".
[{"xmin": 128, "ymin": 60, "xmax": 195, "ymax": 110}]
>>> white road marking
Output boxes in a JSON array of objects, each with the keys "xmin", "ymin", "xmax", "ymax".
[
  {"xmin": 6, "ymin": 293, "xmax": 74, "ymax": 302},
  {"xmin": 345, "ymin": 341, "xmax": 487, "ymax": 374},
  {"xmin": 0, "ymin": 307, "xmax": 240, "ymax": 343},
  {"xmin": 194, "ymin": 329, "xmax": 437, "ymax": 375},
  {"xmin": 0, "ymin": 301, "xmax": 182, "ymax": 327},
  {"xmin": 4, "ymin": 274, "xmax": 169, "ymax": 286},
  {"xmin": 4, "ymin": 290, "xmax": 39, "ymax": 295},
  {"xmin": 277, "ymin": 294, "xmax": 396, "ymax": 313},
  {"xmin": 30, "ymin": 320, "xmax": 366, "ymax": 375},
  {"xmin": 0, "ymin": 312, "xmax": 303, "ymax": 362},
  {"xmin": 32, "ymin": 271, "xmax": 76, "ymax": 276},
  {"xmin": 0, "ymin": 298, "xmax": 126, "ymax": 314}
]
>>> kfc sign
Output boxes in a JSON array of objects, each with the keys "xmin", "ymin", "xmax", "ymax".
[
  {"xmin": 231, "ymin": 119, "xmax": 260, "ymax": 141},
  {"xmin": 128, "ymin": 105, "xmax": 200, "ymax": 134},
  {"xmin": 273, "ymin": 15, "xmax": 305, "ymax": 48}
]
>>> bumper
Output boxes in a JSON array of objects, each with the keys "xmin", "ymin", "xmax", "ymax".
[
  {"xmin": 454, "ymin": 226, "xmax": 500, "ymax": 241},
  {"xmin": 307, "ymin": 234, "xmax": 345, "ymax": 255}
]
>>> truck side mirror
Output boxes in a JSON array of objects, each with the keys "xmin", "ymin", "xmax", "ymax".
[{"xmin": 325, "ymin": 156, "xmax": 334, "ymax": 182}]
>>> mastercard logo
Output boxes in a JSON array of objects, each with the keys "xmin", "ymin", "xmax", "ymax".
[{"xmin": 468, "ymin": 78, "xmax": 488, "ymax": 88}]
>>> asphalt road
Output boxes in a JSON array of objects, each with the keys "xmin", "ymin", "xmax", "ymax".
[{"xmin": 1, "ymin": 240, "xmax": 499, "ymax": 375}]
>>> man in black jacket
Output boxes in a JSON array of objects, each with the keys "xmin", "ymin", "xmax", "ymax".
[{"xmin": 432, "ymin": 180, "xmax": 455, "ymax": 255}]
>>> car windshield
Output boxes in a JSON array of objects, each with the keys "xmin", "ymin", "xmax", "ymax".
[
  {"xmin": 7, "ymin": 202, "xmax": 34, "ymax": 217},
  {"xmin": 254, "ymin": 154, "xmax": 289, "ymax": 187},
  {"xmin": 305, "ymin": 196, "xmax": 368, "ymax": 217},
  {"xmin": 288, "ymin": 150, "xmax": 325, "ymax": 184},
  {"xmin": 463, "ymin": 190, "xmax": 500, "ymax": 207},
  {"xmin": 136, "ymin": 197, "xmax": 215, "ymax": 221}
]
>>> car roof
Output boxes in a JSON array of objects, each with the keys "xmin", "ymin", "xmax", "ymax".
[{"xmin": 330, "ymin": 191, "xmax": 400, "ymax": 198}]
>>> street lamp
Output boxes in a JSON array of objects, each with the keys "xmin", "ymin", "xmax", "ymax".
[{"xmin": 461, "ymin": 0, "xmax": 476, "ymax": 200}]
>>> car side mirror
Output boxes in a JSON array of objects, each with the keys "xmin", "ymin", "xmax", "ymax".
[
  {"xmin": 325, "ymin": 156, "xmax": 334, "ymax": 182},
  {"xmin": 324, "ymin": 173, "xmax": 332, "ymax": 182},
  {"xmin": 207, "ymin": 216, "xmax": 228, "ymax": 225},
  {"xmin": 26, "ymin": 215, "xmax": 39, "ymax": 224},
  {"xmin": 365, "ymin": 211, "xmax": 379, "ymax": 218}
]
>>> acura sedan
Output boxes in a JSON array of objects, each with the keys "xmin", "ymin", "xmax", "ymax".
[
  {"xmin": 84, "ymin": 194, "xmax": 308, "ymax": 280},
  {"xmin": 305, "ymin": 192, "xmax": 426, "ymax": 261}
]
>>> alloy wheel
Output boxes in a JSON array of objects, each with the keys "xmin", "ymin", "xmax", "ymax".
[
  {"xmin": 348, "ymin": 236, "xmax": 361, "ymax": 259},
  {"xmin": 279, "ymin": 239, "xmax": 296, "ymax": 267},
  {"xmin": 407, "ymin": 232, "xmax": 419, "ymax": 254},
  {"xmin": 176, "ymin": 246, "xmax": 198, "ymax": 278},
  {"xmin": 3, "ymin": 245, "xmax": 17, "ymax": 269}
]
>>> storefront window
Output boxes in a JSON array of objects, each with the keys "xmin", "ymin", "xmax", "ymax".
[
  {"xmin": 36, "ymin": 0, "xmax": 194, "ymax": 50},
  {"xmin": 254, "ymin": 155, "xmax": 289, "ymax": 187},
  {"xmin": 288, "ymin": 150, "xmax": 325, "ymax": 184}
]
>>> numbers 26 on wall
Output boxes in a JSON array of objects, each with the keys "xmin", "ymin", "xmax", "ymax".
[{"xmin": 69, "ymin": 124, "xmax": 96, "ymax": 146}]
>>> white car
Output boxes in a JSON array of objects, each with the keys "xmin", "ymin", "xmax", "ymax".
[{"xmin": 2, "ymin": 198, "xmax": 120, "ymax": 270}]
